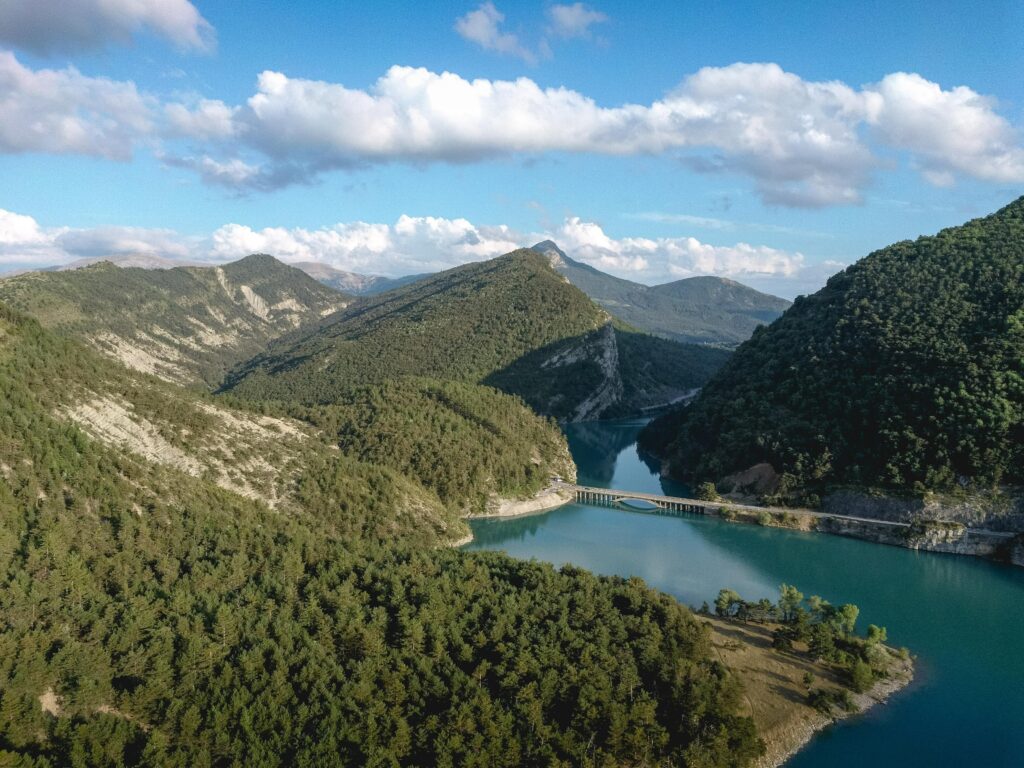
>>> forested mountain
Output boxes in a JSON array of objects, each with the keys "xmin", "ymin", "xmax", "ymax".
[
  {"xmin": 0, "ymin": 301, "xmax": 763, "ymax": 767},
  {"xmin": 533, "ymin": 240, "xmax": 790, "ymax": 346},
  {"xmin": 640, "ymin": 197, "xmax": 1024, "ymax": 498},
  {"xmin": 0, "ymin": 254, "xmax": 350, "ymax": 388},
  {"xmin": 293, "ymin": 261, "xmax": 430, "ymax": 295},
  {"xmin": 234, "ymin": 378, "xmax": 577, "ymax": 513},
  {"xmin": 224, "ymin": 250, "xmax": 730, "ymax": 421}
]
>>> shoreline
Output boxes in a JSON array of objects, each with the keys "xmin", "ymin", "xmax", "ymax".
[
  {"xmin": 451, "ymin": 485, "xmax": 574, "ymax": 546},
  {"xmin": 466, "ymin": 486, "xmax": 573, "ymax": 519},
  {"xmin": 705, "ymin": 500, "xmax": 1021, "ymax": 567},
  {"xmin": 760, "ymin": 657, "xmax": 914, "ymax": 768},
  {"xmin": 700, "ymin": 616, "xmax": 914, "ymax": 768}
]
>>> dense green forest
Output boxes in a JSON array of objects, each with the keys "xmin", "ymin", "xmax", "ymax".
[
  {"xmin": 0, "ymin": 302, "xmax": 764, "ymax": 767},
  {"xmin": 224, "ymin": 250, "xmax": 729, "ymax": 420},
  {"xmin": 0, "ymin": 254, "xmax": 349, "ymax": 387},
  {"xmin": 640, "ymin": 197, "xmax": 1024, "ymax": 496},
  {"xmin": 269, "ymin": 378, "xmax": 577, "ymax": 511},
  {"xmin": 533, "ymin": 241, "xmax": 790, "ymax": 347}
]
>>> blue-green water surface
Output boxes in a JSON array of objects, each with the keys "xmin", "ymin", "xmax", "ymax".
[{"xmin": 464, "ymin": 419, "xmax": 1024, "ymax": 767}]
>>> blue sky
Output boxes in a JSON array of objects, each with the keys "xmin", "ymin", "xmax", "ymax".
[{"xmin": 1, "ymin": 0, "xmax": 1022, "ymax": 296}]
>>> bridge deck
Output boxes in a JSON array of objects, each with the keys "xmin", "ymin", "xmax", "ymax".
[{"xmin": 553, "ymin": 484, "xmax": 1015, "ymax": 541}]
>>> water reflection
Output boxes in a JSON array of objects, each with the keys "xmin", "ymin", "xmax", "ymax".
[{"xmin": 564, "ymin": 418, "xmax": 690, "ymax": 496}]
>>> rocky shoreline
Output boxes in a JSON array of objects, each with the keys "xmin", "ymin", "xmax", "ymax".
[
  {"xmin": 453, "ymin": 485, "xmax": 574, "ymax": 545},
  {"xmin": 760, "ymin": 655, "xmax": 914, "ymax": 768},
  {"xmin": 699, "ymin": 493, "xmax": 1024, "ymax": 568}
]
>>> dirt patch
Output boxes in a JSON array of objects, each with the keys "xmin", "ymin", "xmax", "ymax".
[
  {"xmin": 38, "ymin": 688, "xmax": 62, "ymax": 717},
  {"xmin": 91, "ymin": 332, "xmax": 190, "ymax": 384},
  {"xmin": 63, "ymin": 394, "xmax": 313, "ymax": 509}
]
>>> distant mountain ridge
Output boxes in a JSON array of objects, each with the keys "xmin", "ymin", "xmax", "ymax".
[
  {"xmin": 292, "ymin": 261, "xmax": 430, "ymax": 295},
  {"xmin": 531, "ymin": 240, "xmax": 790, "ymax": 346},
  {"xmin": 0, "ymin": 253, "xmax": 350, "ymax": 388},
  {"xmin": 223, "ymin": 249, "xmax": 730, "ymax": 421}
]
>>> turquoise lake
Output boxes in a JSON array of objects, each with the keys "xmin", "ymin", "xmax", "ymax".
[{"xmin": 464, "ymin": 419, "xmax": 1024, "ymax": 767}]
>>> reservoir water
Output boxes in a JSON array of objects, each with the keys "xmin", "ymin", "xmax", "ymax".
[{"xmin": 464, "ymin": 419, "xmax": 1024, "ymax": 767}]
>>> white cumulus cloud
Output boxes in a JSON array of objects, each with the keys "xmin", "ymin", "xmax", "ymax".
[
  {"xmin": 553, "ymin": 217, "xmax": 805, "ymax": 281},
  {"xmin": 0, "ymin": 207, "xmax": 831, "ymax": 296},
  {"xmin": 2, "ymin": 52, "xmax": 1021, "ymax": 207},
  {"xmin": 0, "ymin": 51, "xmax": 152, "ymax": 159},
  {"xmin": 547, "ymin": 3, "xmax": 608, "ymax": 38},
  {"xmin": 867, "ymin": 72, "xmax": 1024, "ymax": 186},
  {"xmin": 165, "ymin": 99, "xmax": 239, "ymax": 140},
  {"xmin": 210, "ymin": 216, "xmax": 525, "ymax": 275},
  {"xmin": 169, "ymin": 62, "xmax": 1024, "ymax": 204},
  {"xmin": 455, "ymin": 3, "xmax": 535, "ymax": 62},
  {"xmin": 0, "ymin": 209, "xmax": 196, "ymax": 266},
  {"xmin": 0, "ymin": 0, "xmax": 214, "ymax": 55}
]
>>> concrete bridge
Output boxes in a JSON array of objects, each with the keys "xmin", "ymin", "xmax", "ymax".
[
  {"xmin": 559, "ymin": 485, "xmax": 1018, "ymax": 544},
  {"xmin": 569, "ymin": 485, "xmax": 712, "ymax": 514},
  {"xmin": 560, "ymin": 483, "xmax": 915, "ymax": 528}
]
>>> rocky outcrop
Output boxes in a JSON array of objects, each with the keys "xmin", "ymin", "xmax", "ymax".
[
  {"xmin": 1009, "ymin": 535, "xmax": 1024, "ymax": 567},
  {"xmin": 814, "ymin": 517, "xmax": 1010, "ymax": 559},
  {"xmin": 822, "ymin": 489, "xmax": 1024, "ymax": 531},
  {"xmin": 720, "ymin": 463, "xmax": 781, "ymax": 496},
  {"xmin": 565, "ymin": 323, "xmax": 624, "ymax": 422}
]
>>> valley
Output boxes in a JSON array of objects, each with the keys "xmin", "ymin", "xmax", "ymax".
[
  {"xmin": 1, "ymin": 199, "xmax": 1022, "ymax": 768},
  {"xmin": 2, "ymin": 4, "xmax": 1020, "ymax": 766}
]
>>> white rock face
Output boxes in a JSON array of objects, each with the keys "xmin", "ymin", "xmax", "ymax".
[
  {"xmin": 538, "ymin": 322, "xmax": 624, "ymax": 422},
  {"xmin": 239, "ymin": 284, "xmax": 271, "ymax": 320}
]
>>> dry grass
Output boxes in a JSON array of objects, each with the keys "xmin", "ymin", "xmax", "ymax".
[{"xmin": 702, "ymin": 616, "xmax": 913, "ymax": 768}]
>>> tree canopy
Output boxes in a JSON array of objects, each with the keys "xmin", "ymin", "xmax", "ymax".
[{"xmin": 641, "ymin": 197, "xmax": 1024, "ymax": 496}]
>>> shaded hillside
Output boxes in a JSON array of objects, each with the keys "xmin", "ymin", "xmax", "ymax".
[
  {"xmin": 0, "ymin": 254, "xmax": 350, "ymax": 387},
  {"xmin": 224, "ymin": 250, "xmax": 728, "ymax": 420},
  {"xmin": 640, "ymin": 197, "xmax": 1024, "ymax": 497},
  {"xmin": 0, "ymin": 302, "xmax": 762, "ymax": 768},
  {"xmin": 484, "ymin": 324, "xmax": 730, "ymax": 421},
  {"xmin": 533, "ymin": 240, "xmax": 790, "ymax": 346},
  {"xmin": 293, "ymin": 261, "xmax": 430, "ymax": 295}
]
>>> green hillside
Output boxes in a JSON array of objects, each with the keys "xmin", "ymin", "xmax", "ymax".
[
  {"xmin": 0, "ymin": 301, "xmax": 462, "ymax": 543},
  {"xmin": 533, "ymin": 241, "xmax": 790, "ymax": 346},
  {"xmin": 640, "ymin": 197, "xmax": 1024, "ymax": 497},
  {"xmin": 224, "ymin": 250, "xmax": 728, "ymax": 421},
  {"xmin": 0, "ymin": 302, "xmax": 762, "ymax": 767},
  {"xmin": 264, "ymin": 378, "xmax": 577, "ymax": 512},
  {"xmin": 0, "ymin": 254, "xmax": 350, "ymax": 388}
]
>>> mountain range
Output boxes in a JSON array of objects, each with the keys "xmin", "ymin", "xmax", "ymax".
[
  {"xmin": 0, "ymin": 254, "xmax": 350, "ymax": 388},
  {"xmin": 4, "ymin": 241, "xmax": 789, "ymax": 350},
  {"xmin": 531, "ymin": 240, "xmax": 791, "ymax": 347},
  {"xmin": 223, "ymin": 249, "xmax": 730, "ymax": 421},
  {"xmin": 291, "ymin": 261, "xmax": 431, "ymax": 295}
]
